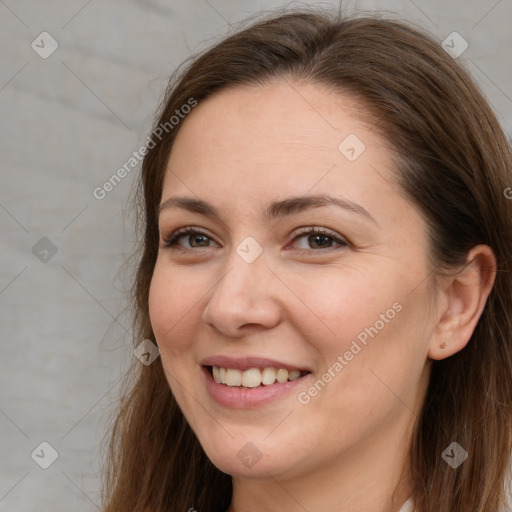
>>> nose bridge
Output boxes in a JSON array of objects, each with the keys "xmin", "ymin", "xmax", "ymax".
[
  {"xmin": 202, "ymin": 237, "xmax": 280, "ymax": 333},
  {"xmin": 213, "ymin": 238, "xmax": 268, "ymax": 303}
]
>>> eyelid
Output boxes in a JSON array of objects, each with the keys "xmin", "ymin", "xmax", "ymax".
[
  {"xmin": 291, "ymin": 226, "xmax": 349, "ymax": 245},
  {"xmin": 160, "ymin": 225, "xmax": 350, "ymax": 251},
  {"xmin": 161, "ymin": 226, "xmax": 217, "ymax": 248}
]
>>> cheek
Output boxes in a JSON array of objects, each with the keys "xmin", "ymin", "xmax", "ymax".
[
  {"xmin": 303, "ymin": 266, "xmax": 427, "ymax": 395},
  {"xmin": 317, "ymin": 292, "xmax": 430, "ymax": 421},
  {"xmin": 299, "ymin": 268, "xmax": 395, "ymax": 352},
  {"xmin": 148, "ymin": 263, "xmax": 201, "ymax": 352}
]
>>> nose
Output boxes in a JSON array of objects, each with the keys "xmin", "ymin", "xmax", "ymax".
[{"xmin": 201, "ymin": 247, "xmax": 281, "ymax": 337}]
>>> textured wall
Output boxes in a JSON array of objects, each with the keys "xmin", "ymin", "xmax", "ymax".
[{"xmin": 1, "ymin": 0, "xmax": 510, "ymax": 510}]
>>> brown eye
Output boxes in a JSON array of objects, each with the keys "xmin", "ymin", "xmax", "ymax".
[
  {"xmin": 162, "ymin": 228, "xmax": 216, "ymax": 249},
  {"xmin": 291, "ymin": 227, "xmax": 348, "ymax": 251}
]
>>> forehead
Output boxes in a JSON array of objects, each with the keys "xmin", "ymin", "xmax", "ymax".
[
  {"xmin": 171, "ymin": 81, "xmax": 375, "ymax": 156},
  {"xmin": 162, "ymin": 80, "xmax": 400, "ymax": 223},
  {"xmin": 169, "ymin": 80, "xmax": 390, "ymax": 180}
]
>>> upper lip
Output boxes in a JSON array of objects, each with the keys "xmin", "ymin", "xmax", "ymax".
[{"xmin": 200, "ymin": 355, "xmax": 312, "ymax": 372}]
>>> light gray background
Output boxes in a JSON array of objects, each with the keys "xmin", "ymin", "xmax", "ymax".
[{"xmin": 1, "ymin": 0, "xmax": 511, "ymax": 510}]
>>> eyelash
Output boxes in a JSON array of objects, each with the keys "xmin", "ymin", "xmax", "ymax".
[{"xmin": 161, "ymin": 226, "xmax": 349, "ymax": 252}]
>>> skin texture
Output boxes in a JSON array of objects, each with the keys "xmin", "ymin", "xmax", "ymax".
[{"xmin": 148, "ymin": 80, "xmax": 496, "ymax": 512}]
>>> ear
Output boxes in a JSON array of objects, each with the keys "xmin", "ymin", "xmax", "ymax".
[{"xmin": 428, "ymin": 244, "xmax": 497, "ymax": 360}]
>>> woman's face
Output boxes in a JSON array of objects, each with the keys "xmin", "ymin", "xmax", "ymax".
[{"xmin": 149, "ymin": 80, "xmax": 435, "ymax": 480}]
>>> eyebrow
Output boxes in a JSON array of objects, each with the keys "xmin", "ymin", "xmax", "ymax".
[{"xmin": 158, "ymin": 193, "xmax": 377, "ymax": 225}]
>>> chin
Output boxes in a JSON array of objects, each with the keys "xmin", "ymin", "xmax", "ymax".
[
  {"xmin": 207, "ymin": 451, "xmax": 288, "ymax": 478},
  {"xmin": 197, "ymin": 433, "xmax": 307, "ymax": 480}
]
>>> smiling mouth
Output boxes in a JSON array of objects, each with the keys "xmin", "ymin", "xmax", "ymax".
[{"xmin": 206, "ymin": 365, "xmax": 311, "ymax": 388}]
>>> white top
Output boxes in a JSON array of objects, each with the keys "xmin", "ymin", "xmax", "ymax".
[{"xmin": 398, "ymin": 497, "xmax": 415, "ymax": 512}]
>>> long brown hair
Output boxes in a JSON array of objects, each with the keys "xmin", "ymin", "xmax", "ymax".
[{"xmin": 101, "ymin": 6, "xmax": 512, "ymax": 511}]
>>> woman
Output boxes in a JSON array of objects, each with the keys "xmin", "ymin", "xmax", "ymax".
[{"xmin": 102, "ymin": 6, "xmax": 512, "ymax": 512}]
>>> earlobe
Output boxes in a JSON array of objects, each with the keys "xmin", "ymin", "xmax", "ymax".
[
  {"xmin": 429, "ymin": 339, "xmax": 456, "ymax": 361},
  {"xmin": 428, "ymin": 244, "xmax": 497, "ymax": 361}
]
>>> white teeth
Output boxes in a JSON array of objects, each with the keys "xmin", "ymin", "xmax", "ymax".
[
  {"xmin": 211, "ymin": 366, "xmax": 306, "ymax": 387},
  {"xmin": 241, "ymin": 368, "xmax": 261, "ymax": 388},
  {"xmin": 276, "ymin": 369, "xmax": 288, "ymax": 383},
  {"xmin": 261, "ymin": 367, "xmax": 277, "ymax": 385},
  {"xmin": 288, "ymin": 370, "xmax": 301, "ymax": 381},
  {"xmin": 225, "ymin": 368, "xmax": 242, "ymax": 386}
]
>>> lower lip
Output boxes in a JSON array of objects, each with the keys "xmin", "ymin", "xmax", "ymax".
[{"xmin": 202, "ymin": 366, "xmax": 311, "ymax": 408}]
